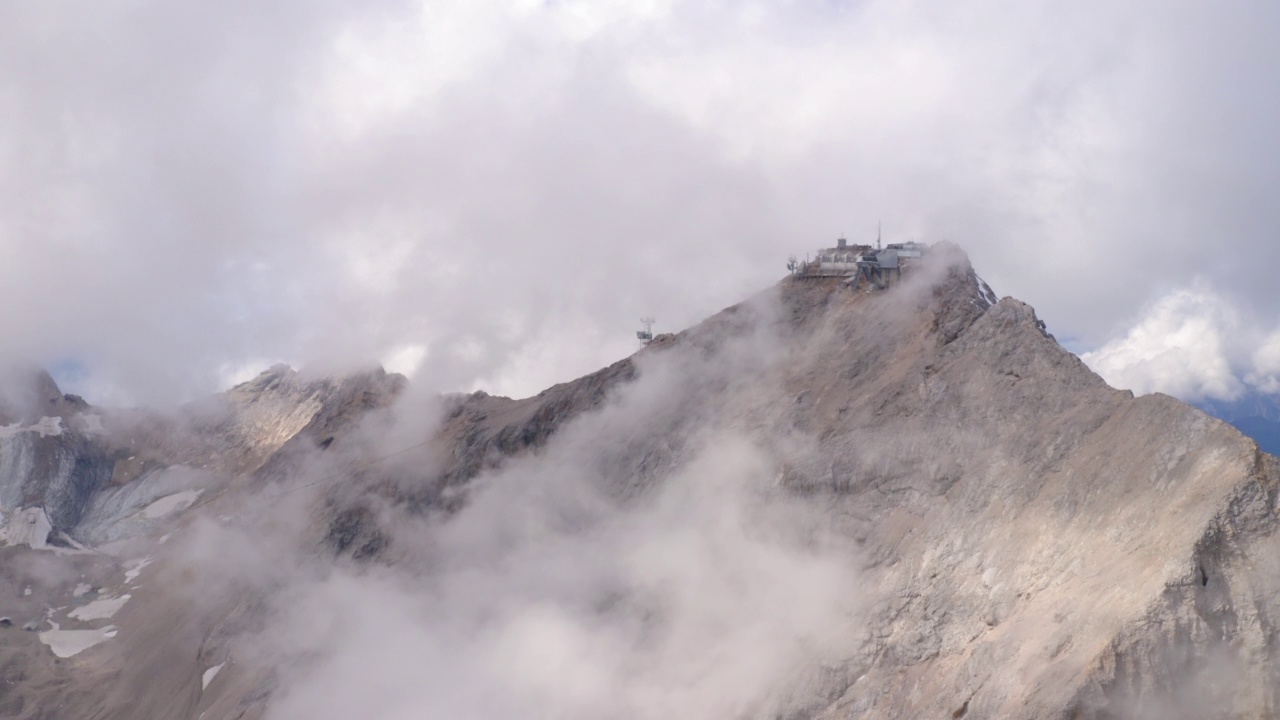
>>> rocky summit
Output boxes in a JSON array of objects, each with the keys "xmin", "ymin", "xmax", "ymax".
[{"xmin": 1, "ymin": 245, "xmax": 1277, "ymax": 719}]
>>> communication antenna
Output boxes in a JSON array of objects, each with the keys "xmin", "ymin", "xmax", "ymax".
[
  {"xmin": 877, "ymin": 220, "xmax": 882, "ymax": 250},
  {"xmin": 636, "ymin": 316, "xmax": 656, "ymax": 346}
]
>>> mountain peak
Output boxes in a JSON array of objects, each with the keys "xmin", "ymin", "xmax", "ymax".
[
  {"xmin": 0, "ymin": 366, "xmax": 89, "ymax": 423},
  {"xmin": 3, "ymin": 244, "xmax": 1279, "ymax": 718}
]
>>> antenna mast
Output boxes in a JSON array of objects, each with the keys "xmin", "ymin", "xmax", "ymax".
[{"xmin": 636, "ymin": 317, "xmax": 656, "ymax": 347}]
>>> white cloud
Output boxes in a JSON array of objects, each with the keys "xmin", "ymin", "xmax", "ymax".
[
  {"xmin": 7, "ymin": 0, "xmax": 1280, "ymax": 404},
  {"xmin": 1083, "ymin": 282, "xmax": 1280, "ymax": 404},
  {"xmin": 380, "ymin": 344, "xmax": 428, "ymax": 379},
  {"xmin": 468, "ymin": 318, "xmax": 636, "ymax": 399},
  {"xmin": 1081, "ymin": 285, "xmax": 1244, "ymax": 401},
  {"xmin": 1247, "ymin": 332, "xmax": 1280, "ymax": 394},
  {"xmin": 217, "ymin": 360, "xmax": 284, "ymax": 390}
]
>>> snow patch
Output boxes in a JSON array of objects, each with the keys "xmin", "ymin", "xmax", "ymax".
[
  {"xmin": 202, "ymin": 662, "xmax": 224, "ymax": 690},
  {"xmin": 1, "ymin": 507, "xmax": 53, "ymax": 549},
  {"xmin": 69, "ymin": 594, "xmax": 131, "ymax": 621},
  {"xmin": 140, "ymin": 490, "xmax": 202, "ymax": 519},
  {"xmin": 974, "ymin": 274, "xmax": 999, "ymax": 307},
  {"xmin": 72, "ymin": 583, "xmax": 92, "ymax": 598},
  {"xmin": 0, "ymin": 416, "xmax": 63, "ymax": 438},
  {"xmin": 39, "ymin": 626, "xmax": 117, "ymax": 658},
  {"xmin": 30, "ymin": 416, "xmax": 63, "ymax": 437},
  {"xmin": 124, "ymin": 557, "xmax": 152, "ymax": 584}
]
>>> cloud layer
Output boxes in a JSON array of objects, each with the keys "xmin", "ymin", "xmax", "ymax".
[
  {"xmin": 1082, "ymin": 284, "xmax": 1244, "ymax": 401},
  {"xmin": 6, "ymin": 0, "xmax": 1280, "ymax": 404},
  {"xmin": 1083, "ymin": 281, "xmax": 1280, "ymax": 403}
]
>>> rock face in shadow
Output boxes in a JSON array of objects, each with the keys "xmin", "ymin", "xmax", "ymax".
[
  {"xmin": 0, "ymin": 430, "xmax": 113, "ymax": 534},
  {"xmin": 0, "ymin": 370, "xmax": 112, "ymax": 542},
  {"xmin": 0, "ymin": 364, "xmax": 407, "ymax": 547}
]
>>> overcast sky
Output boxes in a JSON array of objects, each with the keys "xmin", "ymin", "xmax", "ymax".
[{"xmin": 3, "ymin": 0, "xmax": 1280, "ymax": 406}]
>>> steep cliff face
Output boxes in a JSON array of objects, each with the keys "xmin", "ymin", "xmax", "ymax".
[
  {"xmin": 0, "ymin": 370, "xmax": 113, "ymax": 544},
  {"xmin": 763, "ymin": 279, "xmax": 1274, "ymax": 718},
  {"xmin": 0, "ymin": 429, "xmax": 113, "ymax": 535},
  {"xmin": 3, "ymin": 246, "xmax": 1279, "ymax": 720}
]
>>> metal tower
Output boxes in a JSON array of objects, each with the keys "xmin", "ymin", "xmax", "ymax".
[{"xmin": 636, "ymin": 317, "xmax": 656, "ymax": 346}]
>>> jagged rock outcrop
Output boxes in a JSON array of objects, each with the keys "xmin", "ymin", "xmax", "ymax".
[
  {"xmin": 0, "ymin": 370, "xmax": 113, "ymax": 544},
  {"xmin": 77, "ymin": 364, "xmax": 405, "ymax": 544},
  {"xmin": 423, "ymin": 358, "xmax": 639, "ymax": 500},
  {"xmin": 248, "ymin": 365, "xmax": 408, "ymax": 483},
  {"xmin": 0, "ymin": 363, "xmax": 406, "ymax": 549},
  {"xmin": 100, "ymin": 364, "xmax": 406, "ymax": 483},
  {"xmin": 0, "ymin": 429, "xmax": 113, "ymax": 536}
]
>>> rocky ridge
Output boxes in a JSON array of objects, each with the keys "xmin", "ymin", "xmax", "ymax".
[
  {"xmin": 373, "ymin": 247, "xmax": 1280, "ymax": 718},
  {"xmin": 0, "ymin": 245, "xmax": 1278, "ymax": 718}
]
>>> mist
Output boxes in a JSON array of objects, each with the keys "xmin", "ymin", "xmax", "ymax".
[
  {"xmin": 7, "ymin": 0, "xmax": 1280, "ymax": 407},
  {"xmin": 258, "ymin": 436, "xmax": 858, "ymax": 720},
  {"xmin": 149, "ymin": 286, "xmax": 865, "ymax": 720}
]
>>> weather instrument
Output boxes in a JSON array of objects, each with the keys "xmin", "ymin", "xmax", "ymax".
[{"xmin": 636, "ymin": 317, "xmax": 656, "ymax": 346}]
